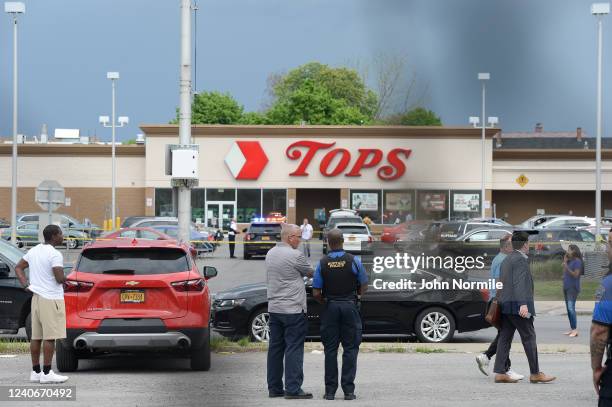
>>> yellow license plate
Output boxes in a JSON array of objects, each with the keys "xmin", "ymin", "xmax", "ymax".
[
  {"xmin": 348, "ymin": 237, "xmax": 356, "ymax": 241},
  {"xmin": 261, "ymin": 236, "xmax": 270, "ymax": 240},
  {"xmin": 120, "ymin": 290, "xmax": 145, "ymax": 303}
]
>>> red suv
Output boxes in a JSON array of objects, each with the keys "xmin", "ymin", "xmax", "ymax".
[{"xmin": 56, "ymin": 238, "xmax": 217, "ymax": 372}]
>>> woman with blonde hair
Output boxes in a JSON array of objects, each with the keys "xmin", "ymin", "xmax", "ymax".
[{"xmin": 562, "ymin": 244, "xmax": 583, "ymax": 337}]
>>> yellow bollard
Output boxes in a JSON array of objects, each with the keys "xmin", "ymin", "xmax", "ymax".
[
  {"xmin": 104, "ymin": 219, "xmax": 109, "ymax": 231},
  {"xmin": 115, "ymin": 217, "xmax": 121, "ymax": 230}
]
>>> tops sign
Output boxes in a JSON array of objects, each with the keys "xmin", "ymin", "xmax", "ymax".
[{"xmin": 286, "ymin": 141, "xmax": 412, "ymax": 181}]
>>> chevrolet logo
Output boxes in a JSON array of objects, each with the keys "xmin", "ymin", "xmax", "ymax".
[{"xmin": 125, "ymin": 281, "xmax": 140, "ymax": 286}]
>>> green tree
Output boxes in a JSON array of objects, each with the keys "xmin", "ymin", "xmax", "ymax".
[
  {"xmin": 172, "ymin": 91, "xmax": 244, "ymax": 124},
  {"xmin": 386, "ymin": 107, "xmax": 442, "ymax": 126},
  {"xmin": 266, "ymin": 62, "xmax": 377, "ymax": 124}
]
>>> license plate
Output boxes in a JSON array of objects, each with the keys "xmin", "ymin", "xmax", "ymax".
[
  {"xmin": 120, "ymin": 290, "xmax": 145, "ymax": 303},
  {"xmin": 348, "ymin": 236, "xmax": 356, "ymax": 241},
  {"xmin": 261, "ymin": 236, "xmax": 270, "ymax": 240}
]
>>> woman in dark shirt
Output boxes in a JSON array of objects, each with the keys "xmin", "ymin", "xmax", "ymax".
[{"xmin": 562, "ymin": 244, "xmax": 583, "ymax": 337}]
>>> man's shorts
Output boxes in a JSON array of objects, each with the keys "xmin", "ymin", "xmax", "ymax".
[{"xmin": 31, "ymin": 294, "xmax": 66, "ymax": 340}]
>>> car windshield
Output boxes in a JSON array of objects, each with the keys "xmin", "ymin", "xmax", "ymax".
[
  {"xmin": 78, "ymin": 248, "xmax": 190, "ymax": 274},
  {"xmin": 249, "ymin": 224, "xmax": 281, "ymax": 233},
  {"xmin": 337, "ymin": 226, "xmax": 368, "ymax": 234},
  {"xmin": 0, "ymin": 240, "xmax": 24, "ymax": 264}
]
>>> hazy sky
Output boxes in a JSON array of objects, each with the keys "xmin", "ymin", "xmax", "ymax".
[{"xmin": 0, "ymin": 0, "xmax": 610, "ymax": 140}]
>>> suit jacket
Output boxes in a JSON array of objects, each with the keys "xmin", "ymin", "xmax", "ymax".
[{"xmin": 499, "ymin": 250, "xmax": 536, "ymax": 316}]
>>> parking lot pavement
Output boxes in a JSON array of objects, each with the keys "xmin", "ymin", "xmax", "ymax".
[{"xmin": 0, "ymin": 352, "xmax": 595, "ymax": 407}]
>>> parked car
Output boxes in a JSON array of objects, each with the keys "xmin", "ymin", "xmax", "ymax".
[
  {"xmin": 17, "ymin": 212, "xmax": 102, "ymax": 238},
  {"xmin": 120, "ymin": 217, "xmax": 150, "ymax": 228},
  {"xmin": 212, "ymin": 266, "xmax": 489, "ymax": 343},
  {"xmin": 322, "ymin": 209, "xmax": 364, "ymax": 254},
  {"xmin": 535, "ymin": 216, "xmax": 595, "ymax": 229},
  {"xmin": 0, "ymin": 222, "xmax": 89, "ymax": 249},
  {"xmin": 436, "ymin": 220, "xmax": 509, "ymax": 242},
  {"xmin": 58, "ymin": 238, "xmax": 218, "ymax": 372},
  {"xmin": 518, "ymin": 214, "xmax": 564, "ymax": 229},
  {"xmin": 103, "ymin": 227, "xmax": 173, "ymax": 241},
  {"xmin": 333, "ymin": 223, "xmax": 373, "ymax": 253},
  {"xmin": 528, "ymin": 227, "xmax": 597, "ymax": 260},
  {"xmin": 439, "ymin": 227, "xmax": 514, "ymax": 264},
  {"xmin": 243, "ymin": 222, "xmax": 282, "ymax": 260},
  {"xmin": 0, "ymin": 218, "xmax": 9, "ymax": 228},
  {"xmin": 151, "ymin": 225, "xmax": 215, "ymax": 256},
  {"xmin": 0, "ymin": 239, "xmax": 73, "ymax": 340}
]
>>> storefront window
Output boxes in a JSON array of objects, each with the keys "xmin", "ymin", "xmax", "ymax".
[
  {"xmin": 383, "ymin": 190, "xmax": 415, "ymax": 224},
  {"xmin": 155, "ymin": 188, "xmax": 173, "ymax": 217},
  {"xmin": 192, "ymin": 188, "xmax": 205, "ymax": 222},
  {"xmin": 206, "ymin": 188, "xmax": 236, "ymax": 201},
  {"xmin": 263, "ymin": 189, "xmax": 287, "ymax": 217},
  {"xmin": 350, "ymin": 190, "xmax": 382, "ymax": 223},
  {"xmin": 450, "ymin": 190, "xmax": 481, "ymax": 220},
  {"xmin": 416, "ymin": 190, "xmax": 449, "ymax": 221},
  {"xmin": 237, "ymin": 189, "xmax": 261, "ymax": 223}
]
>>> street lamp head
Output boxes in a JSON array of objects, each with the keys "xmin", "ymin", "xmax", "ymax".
[
  {"xmin": 99, "ymin": 115, "xmax": 110, "ymax": 126},
  {"xmin": 118, "ymin": 116, "xmax": 129, "ymax": 126},
  {"xmin": 106, "ymin": 72, "xmax": 120, "ymax": 80},
  {"xmin": 469, "ymin": 116, "xmax": 481, "ymax": 126},
  {"xmin": 592, "ymin": 3, "xmax": 610, "ymax": 15},
  {"xmin": 488, "ymin": 116, "xmax": 499, "ymax": 126},
  {"xmin": 478, "ymin": 72, "xmax": 490, "ymax": 81},
  {"xmin": 4, "ymin": 2, "xmax": 25, "ymax": 14}
]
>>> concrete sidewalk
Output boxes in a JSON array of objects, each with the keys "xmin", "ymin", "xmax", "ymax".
[{"xmin": 535, "ymin": 301, "xmax": 595, "ymax": 316}]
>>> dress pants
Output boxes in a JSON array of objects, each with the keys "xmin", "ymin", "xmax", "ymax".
[{"xmin": 493, "ymin": 313, "xmax": 539, "ymax": 375}]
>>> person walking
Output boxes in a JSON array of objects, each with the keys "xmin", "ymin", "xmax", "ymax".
[
  {"xmin": 228, "ymin": 218, "xmax": 238, "ymax": 258},
  {"xmin": 312, "ymin": 228, "xmax": 368, "ymax": 401},
  {"xmin": 590, "ymin": 229, "xmax": 612, "ymax": 405},
  {"xmin": 300, "ymin": 218, "xmax": 314, "ymax": 258},
  {"xmin": 266, "ymin": 224, "xmax": 314, "ymax": 399},
  {"xmin": 563, "ymin": 244, "xmax": 583, "ymax": 337},
  {"xmin": 14, "ymin": 225, "xmax": 69, "ymax": 384},
  {"xmin": 476, "ymin": 233, "xmax": 523, "ymax": 380},
  {"xmin": 493, "ymin": 230, "xmax": 556, "ymax": 384}
]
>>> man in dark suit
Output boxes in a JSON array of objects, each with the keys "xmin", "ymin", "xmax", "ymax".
[{"xmin": 493, "ymin": 231, "xmax": 556, "ymax": 384}]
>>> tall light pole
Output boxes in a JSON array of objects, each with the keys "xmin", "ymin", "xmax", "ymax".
[
  {"xmin": 592, "ymin": 3, "xmax": 609, "ymax": 238},
  {"xmin": 5, "ymin": 2, "xmax": 25, "ymax": 247},
  {"xmin": 99, "ymin": 72, "xmax": 129, "ymax": 230},
  {"xmin": 469, "ymin": 73, "xmax": 498, "ymax": 218}
]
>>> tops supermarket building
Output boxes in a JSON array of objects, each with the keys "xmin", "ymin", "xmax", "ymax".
[{"xmin": 1, "ymin": 124, "xmax": 611, "ymax": 231}]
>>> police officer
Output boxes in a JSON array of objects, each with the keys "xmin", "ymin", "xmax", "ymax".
[
  {"xmin": 312, "ymin": 228, "xmax": 368, "ymax": 401},
  {"xmin": 591, "ymin": 230, "xmax": 612, "ymax": 406},
  {"xmin": 228, "ymin": 218, "xmax": 238, "ymax": 258}
]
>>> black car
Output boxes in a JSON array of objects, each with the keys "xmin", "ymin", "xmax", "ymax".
[
  {"xmin": 243, "ymin": 222, "xmax": 282, "ymax": 260},
  {"xmin": 438, "ymin": 227, "xmax": 514, "ymax": 265},
  {"xmin": 0, "ymin": 240, "xmax": 73, "ymax": 340},
  {"xmin": 212, "ymin": 267, "xmax": 489, "ymax": 343}
]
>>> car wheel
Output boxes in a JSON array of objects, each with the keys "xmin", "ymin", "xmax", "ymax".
[
  {"xmin": 249, "ymin": 307, "xmax": 270, "ymax": 343},
  {"xmin": 66, "ymin": 238, "xmax": 78, "ymax": 250},
  {"xmin": 25, "ymin": 313, "xmax": 32, "ymax": 342},
  {"xmin": 190, "ymin": 328, "xmax": 211, "ymax": 371},
  {"xmin": 55, "ymin": 339, "xmax": 79, "ymax": 372},
  {"xmin": 415, "ymin": 307, "xmax": 455, "ymax": 343},
  {"xmin": 14, "ymin": 238, "xmax": 23, "ymax": 249}
]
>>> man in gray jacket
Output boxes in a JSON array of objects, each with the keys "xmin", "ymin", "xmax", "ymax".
[{"xmin": 493, "ymin": 231, "xmax": 556, "ymax": 384}]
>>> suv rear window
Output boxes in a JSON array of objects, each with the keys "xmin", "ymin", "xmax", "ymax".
[
  {"xmin": 328, "ymin": 217, "xmax": 362, "ymax": 227},
  {"xmin": 78, "ymin": 248, "xmax": 190, "ymax": 275},
  {"xmin": 249, "ymin": 223, "xmax": 282, "ymax": 233},
  {"xmin": 337, "ymin": 225, "xmax": 369, "ymax": 234}
]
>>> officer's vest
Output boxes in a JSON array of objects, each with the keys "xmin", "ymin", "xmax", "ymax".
[{"xmin": 320, "ymin": 252, "xmax": 359, "ymax": 300}]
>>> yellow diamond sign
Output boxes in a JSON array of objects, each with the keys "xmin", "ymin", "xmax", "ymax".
[{"xmin": 516, "ymin": 174, "xmax": 529, "ymax": 187}]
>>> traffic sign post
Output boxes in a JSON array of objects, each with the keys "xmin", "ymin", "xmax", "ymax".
[{"xmin": 35, "ymin": 180, "xmax": 65, "ymax": 242}]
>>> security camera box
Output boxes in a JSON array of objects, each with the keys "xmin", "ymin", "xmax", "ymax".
[{"xmin": 171, "ymin": 149, "xmax": 199, "ymax": 179}]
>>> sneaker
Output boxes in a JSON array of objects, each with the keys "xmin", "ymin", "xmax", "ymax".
[
  {"xmin": 29, "ymin": 371, "xmax": 41, "ymax": 383},
  {"xmin": 39, "ymin": 370, "xmax": 68, "ymax": 384},
  {"xmin": 476, "ymin": 353, "xmax": 490, "ymax": 376},
  {"xmin": 506, "ymin": 369, "xmax": 525, "ymax": 381}
]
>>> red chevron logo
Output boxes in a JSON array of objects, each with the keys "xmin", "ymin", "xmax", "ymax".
[{"xmin": 224, "ymin": 141, "xmax": 269, "ymax": 180}]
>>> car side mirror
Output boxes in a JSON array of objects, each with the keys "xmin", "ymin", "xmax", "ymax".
[
  {"xmin": 203, "ymin": 266, "xmax": 218, "ymax": 279},
  {"xmin": 0, "ymin": 263, "xmax": 9, "ymax": 278},
  {"xmin": 242, "ymin": 228, "xmax": 248, "ymax": 233},
  {"xmin": 464, "ymin": 238, "xmax": 471, "ymax": 243}
]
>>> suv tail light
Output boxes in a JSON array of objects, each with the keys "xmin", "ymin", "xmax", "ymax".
[
  {"xmin": 64, "ymin": 279, "xmax": 94, "ymax": 293},
  {"xmin": 171, "ymin": 278, "xmax": 204, "ymax": 292}
]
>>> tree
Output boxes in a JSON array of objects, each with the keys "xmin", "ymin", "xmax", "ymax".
[
  {"xmin": 386, "ymin": 107, "xmax": 442, "ymax": 126},
  {"xmin": 171, "ymin": 91, "xmax": 244, "ymax": 124},
  {"xmin": 265, "ymin": 62, "xmax": 377, "ymax": 124}
]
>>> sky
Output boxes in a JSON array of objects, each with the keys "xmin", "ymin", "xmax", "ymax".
[{"xmin": 0, "ymin": 0, "xmax": 610, "ymax": 141}]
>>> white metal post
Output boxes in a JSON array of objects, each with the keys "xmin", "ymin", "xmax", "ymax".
[
  {"xmin": 178, "ymin": 0, "xmax": 193, "ymax": 243},
  {"xmin": 10, "ymin": 14, "xmax": 18, "ymax": 246},
  {"xmin": 111, "ymin": 78, "xmax": 117, "ymax": 230},
  {"xmin": 481, "ymin": 80, "xmax": 486, "ymax": 219},
  {"xmin": 596, "ymin": 15, "xmax": 604, "ymax": 237}
]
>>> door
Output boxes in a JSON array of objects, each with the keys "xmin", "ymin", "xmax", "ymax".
[
  {"xmin": 0, "ymin": 254, "xmax": 30, "ymax": 333},
  {"xmin": 206, "ymin": 201, "xmax": 236, "ymax": 230}
]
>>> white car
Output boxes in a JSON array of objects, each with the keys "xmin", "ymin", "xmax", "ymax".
[
  {"xmin": 535, "ymin": 216, "xmax": 595, "ymax": 229},
  {"xmin": 334, "ymin": 223, "xmax": 372, "ymax": 253},
  {"xmin": 518, "ymin": 214, "xmax": 564, "ymax": 229}
]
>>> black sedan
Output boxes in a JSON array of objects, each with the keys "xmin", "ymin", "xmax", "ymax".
[
  {"xmin": 242, "ymin": 222, "xmax": 282, "ymax": 260},
  {"xmin": 212, "ymin": 268, "xmax": 489, "ymax": 343}
]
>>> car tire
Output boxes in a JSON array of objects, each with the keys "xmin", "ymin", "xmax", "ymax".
[
  {"xmin": 55, "ymin": 340, "xmax": 79, "ymax": 372},
  {"xmin": 190, "ymin": 329, "xmax": 211, "ymax": 371},
  {"xmin": 15, "ymin": 238, "xmax": 23, "ymax": 249},
  {"xmin": 415, "ymin": 307, "xmax": 455, "ymax": 343},
  {"xmin": 25, "ymin": 313, "xmax": 32, "ymax": 342},
  {"xmin": 66, "ymin": 238, "xmax": 78, "ymax": 250},
  {"xmin": 249, "ymin": 307, "xmax": 270, "ymax": 343}
]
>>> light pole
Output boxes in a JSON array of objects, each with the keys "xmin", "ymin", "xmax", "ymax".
[
  {"xmin": 470, "ymin": 73, "xmax": 498, "ymax": 218},
  {"xmin": 5, "ymin": 2, "xmax": 24, "ymax": 247},
  {"xmin": 592, "ymin": 3, "xmax": 609, "ymax": 238},
  {"xmin": 99, "ymin": 72, "xmax": 129, "ymax": 230}
]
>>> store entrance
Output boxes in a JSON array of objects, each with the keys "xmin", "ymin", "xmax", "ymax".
[{"xmin": 296, "ymin": 189, "xmax": 341, "ymax": 232}]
